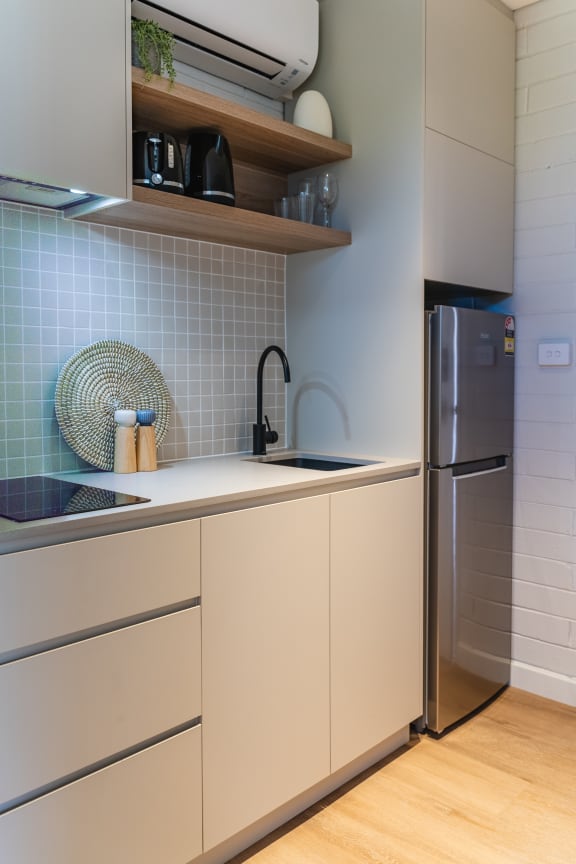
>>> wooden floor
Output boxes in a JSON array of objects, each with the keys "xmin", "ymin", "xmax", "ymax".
[{"xmin": 229, "ymin": 688, "xmax": 576, "ymax": 864}]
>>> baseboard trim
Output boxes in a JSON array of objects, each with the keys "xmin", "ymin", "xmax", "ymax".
[{"xmin": 511, "ymin": 660, "xmax": 576, "ymax": 707}]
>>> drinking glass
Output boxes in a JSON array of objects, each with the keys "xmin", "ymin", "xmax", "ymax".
[
  {"xmin": 298, "ymin": 177, "xmax": 317, "ymax": 223},
  {"xmin": 274, "ymin": 195, "xmax": 298, "ymax": 220},
  {"xmin": 316, "ymin": 172, "xmax": 338, "ymax": 228}
]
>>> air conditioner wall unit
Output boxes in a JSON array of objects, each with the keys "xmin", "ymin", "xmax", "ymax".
[{"xmin": 131, "ymin": 0, "xmax": 319, "ymax": 100}]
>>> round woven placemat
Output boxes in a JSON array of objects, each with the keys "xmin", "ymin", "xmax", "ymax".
[{"xmin": 55, "ymin": 340, "xmax": 171, "ymax": 470}]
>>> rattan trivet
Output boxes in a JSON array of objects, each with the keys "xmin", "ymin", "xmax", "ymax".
[{"xmin": 55, "ymin": 340, "xmax": 171, "ymax": 470}]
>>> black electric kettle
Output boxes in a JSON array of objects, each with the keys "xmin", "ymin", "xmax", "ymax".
[
  {"xmin": 184, "ymin": 130, "xmax": 235, "ymax": 206},
  {"xmin": 132, "ymin": 131, "xmax": 184, "ymax": 195}
]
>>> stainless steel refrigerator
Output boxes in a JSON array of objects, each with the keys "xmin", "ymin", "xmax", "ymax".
[{"xmin": 425, "ymin": 305, "xmax": 514, "ymax": 736}]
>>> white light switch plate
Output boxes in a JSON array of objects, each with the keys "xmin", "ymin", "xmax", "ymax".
[{"xmin": 538, "ymin": 342, "xmax": 571, "ymax": 366}]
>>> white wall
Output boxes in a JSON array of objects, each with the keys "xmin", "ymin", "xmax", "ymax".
[
  {"xmin": 286, "ymin": 0, "xmax": 424, "ymax": 460},
  {"xmin": 510, "ymin": 0, "xmax": 576, "ymax": 706}
]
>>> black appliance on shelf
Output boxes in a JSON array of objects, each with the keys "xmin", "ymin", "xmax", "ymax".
[
  {"xmin": 132, "ymin": 131, "xmax": 184, "ymax": 195},
  {"xmin": 184, "ymin": 130, "xmax": 235, "ymax": 206}
]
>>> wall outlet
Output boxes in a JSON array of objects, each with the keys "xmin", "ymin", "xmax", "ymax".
[{"xmin": 538, "ymin": 342, "xmax": 571, "ymax": 366}]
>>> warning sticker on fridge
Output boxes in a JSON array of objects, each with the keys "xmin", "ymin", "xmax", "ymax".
[{"xmin": 504, "ymin": 316, "xmax": 515, "ymax": 356}]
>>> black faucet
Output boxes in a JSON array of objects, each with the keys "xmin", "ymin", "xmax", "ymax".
[{"xmin": 253, "ymin": 345, "xmax": 291, "ymax": 456}]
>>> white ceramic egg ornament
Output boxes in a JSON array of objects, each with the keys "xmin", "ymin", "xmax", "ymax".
[{"xmin": 293, "ymin": 90, "xmax": 333, "ymax": 138}]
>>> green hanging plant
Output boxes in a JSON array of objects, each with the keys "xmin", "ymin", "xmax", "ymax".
[{"xmin": 131, "ymin": 18, "xmax": 176, "ymax": 86}]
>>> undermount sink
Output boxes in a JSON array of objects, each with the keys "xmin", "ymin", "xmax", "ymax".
[{"xmin": 247, "ymin": 453, "xmax": 379, "ymax": 471}]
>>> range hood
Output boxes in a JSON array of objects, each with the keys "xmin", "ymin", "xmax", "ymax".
[{"xmin": 0, "ymin": 176, "xmax": 101, "ymax": 211}]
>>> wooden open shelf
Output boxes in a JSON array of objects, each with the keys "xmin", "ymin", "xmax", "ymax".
[
  {"xmin": 73, "ymin": 70, "xmax": 352, "ymax": 254},
  {"xmin": 77, "ymin": 186, "xmax": 351, "ymax": 254},
  {"xmin": 131, "ymin": 68, "xmax": 352, "ymax": 173}
]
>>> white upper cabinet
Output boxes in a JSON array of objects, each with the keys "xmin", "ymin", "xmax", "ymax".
[
  {"xmin": 1, "ymin": 0, "xmax": 129, "ymax": 200},
  {"xmin": 426, "ymin": 0, "xmax": 515, "ymax": 165}
]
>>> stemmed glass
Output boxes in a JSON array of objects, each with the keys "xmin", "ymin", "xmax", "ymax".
[{"xmin": 316, "ymin": 171, "xmax": 338, "ymax": 227}]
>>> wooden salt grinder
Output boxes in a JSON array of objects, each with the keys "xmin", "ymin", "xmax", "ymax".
[{"xmin": 113, "ymin": 409, "xmax": 137, "ymax": 474}]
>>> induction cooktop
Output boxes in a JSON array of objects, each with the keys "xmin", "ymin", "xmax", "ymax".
[{"xmin": 0, "ymin": 475, "xmax": 150, "ymax": 523}]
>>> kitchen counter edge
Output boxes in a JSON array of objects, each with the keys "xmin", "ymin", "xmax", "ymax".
[{"xmin": 0, "ymin": 452, "xmax": 421, "ymax": 554}]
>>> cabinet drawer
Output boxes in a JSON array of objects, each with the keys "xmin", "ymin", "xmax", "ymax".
[
  {"xmin": 0, "ymin": 607, "xmax": 200, "ymax": 809},
  {"xmin": 0, "ymin": 519, "xmax": 200, "ymax": 658},
  {"xmin": 0, "ymin": 726, "xmax": 202, "ymax": 864}
]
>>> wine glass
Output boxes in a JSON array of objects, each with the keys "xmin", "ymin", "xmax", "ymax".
[{"xmin": 316, "ymin": 172, "xmax": 338, "ymax": 227}]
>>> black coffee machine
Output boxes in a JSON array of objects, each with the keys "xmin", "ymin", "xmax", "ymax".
[
  {"xmin": 132, "ymin": 131, "xmax": 184, "ymax": 195},
  {"xmin": 184, "ymin": 131, "xmax": 235, "ymax": 206}
]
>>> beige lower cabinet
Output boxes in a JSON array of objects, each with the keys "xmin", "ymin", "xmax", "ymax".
[
  {"xmin": 201, "ymin": 477, "xmax": 423, "ymax": 850},
  {"xmin": 330, "ymin": 476, "xmax": 423, "ymax": 771},
  {"xmin": 0, "ymin": 726, "xmax": 202, "ymax": 864},
  {"xmin": 0, "ymin": 608, "xmax": 200, "ymax": 807},
  {"xmin": 0, "ymin": 519, "xmax": 201, "ymax": 659},
  {"xmin": 201, "ymin": 496, "xmax": 331, "ymax": 851},
  {"xmin": 0, "ymin": 520, "xmax": 202, "ymax": 864},
  {"xmin": 0, "ymin": 477, "xmax": 422, "ymax": 862}
]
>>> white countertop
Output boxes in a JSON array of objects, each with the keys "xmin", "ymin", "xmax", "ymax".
[{"xmin": 0, "ymin": 450, "xmax": 421, "ymax": 553}]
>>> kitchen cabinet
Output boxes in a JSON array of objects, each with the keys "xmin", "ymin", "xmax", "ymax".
[
  {"xmin": 0, "ymin": 609, "xmax": 200, "ymax": 807},
  {"xmin": 0, "ymin": 520, "xmax": 202, "ymax": 864},
  {"xmin": 0, "ymin": 466, "xmax": 421, "ymax": 862},
  {"xmin": 200, "ymin": 472, "xmax": 422, "ymax": 850},
  {"xmin": 0, "ymin": 727, "xmax": 202, "ymax": 864},
  {"xmin": 425, "ymin": 0, "xmax": 515, "ymax": 164},
  {"xmin": 424, "ymin": 0, "xmax": 515, "ymax": 293},
  {"xmin": 71, "ymin": 69, "xmax": 352, "ymax": 255},
  {"xmin": 424, "ymin": 128, "xmax": 514, "ymax": 294},
  {"xmin": 201, "ymin": 496, "xmax": 330, "ymax": 850},
  {"xmin": 330, "ymin": 476, "xmax": 423, "ymax": 771},
  {"xmin": 1, "ymin": 0, "xmax": 130, "ymax": 201},
  {"xmin": 0, "ymin": 520, "xmax": 201, "ymax": 660}
]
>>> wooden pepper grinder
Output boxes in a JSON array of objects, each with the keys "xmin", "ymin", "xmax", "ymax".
[
  {"xmin": 136, "ymin": 409, "xmax": 158, "ymax": 472},
  {"xmin": 113, "ymin": 409, "xmax": 137, "ymax": 473}
]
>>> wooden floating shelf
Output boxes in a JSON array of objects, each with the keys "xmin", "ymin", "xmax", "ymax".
[
  {"xmin": 77, "ymin": 186, "xmax": 352, "ymax": 255},
  {"xmin": 72, "ymin": 70, "xmax": 352, "ymax": 255},
  {"xmin": 131, "ymin": 68, "xmax": 352, "ymax": 173}
]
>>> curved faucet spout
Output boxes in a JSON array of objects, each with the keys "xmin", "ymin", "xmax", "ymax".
[
  {"xmin": 253, "ymin": 345, "xmax": 291, "ymax": 455},
  {"xmin": 256, "ymin": 345, "xmax": 291, "ymax": 425}
]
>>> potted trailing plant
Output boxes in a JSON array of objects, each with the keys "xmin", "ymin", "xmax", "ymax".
[{"xmin": 131, "ymin": 18, "xmax": 176, "ymax": 86}]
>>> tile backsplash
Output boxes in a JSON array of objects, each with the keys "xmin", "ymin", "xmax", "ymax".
[{"xmin": 0, "ymin": 202, "xmax": 286, "ymax": 479}]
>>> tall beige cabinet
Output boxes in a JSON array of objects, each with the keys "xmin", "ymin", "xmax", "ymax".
[
  {"xmin": 286, "ymin": 0, "xmax": 514, "ymax": 458},
  {"xmin": 424, "ymin": 0, "xmax": 515, "ymax": 293}
]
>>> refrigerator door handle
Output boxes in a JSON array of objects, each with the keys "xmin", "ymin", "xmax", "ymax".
[{"xmin": 451, "ymin": 455, "xmax": 509, "ymax": 479}]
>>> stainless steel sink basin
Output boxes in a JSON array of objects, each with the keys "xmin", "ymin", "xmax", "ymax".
[
  {"xmin": 247, "ymin": 453, "xmax": 379, "ymax": 471},
  {"xmin": 264, "ymin": 456, "xmax": 366, "ymax": 471}
]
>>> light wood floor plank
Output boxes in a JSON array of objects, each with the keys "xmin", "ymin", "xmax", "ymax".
[{"xmin": 228, "ymin": 688, "xmax": 576, "ymax": 864}]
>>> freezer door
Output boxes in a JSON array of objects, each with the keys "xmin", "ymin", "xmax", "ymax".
[
  {"xmin": 427, "ymin": 457, "xmax": 512, "ymax": 735},
  {"xmin": 428, "ymin": 306, "xmax": 514, "ymax": 466}
]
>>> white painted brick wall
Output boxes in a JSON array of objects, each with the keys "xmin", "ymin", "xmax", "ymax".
[
  {"xmin": 515, "ymin": 500, "xmax": 573, "ymax": 534},
  {"xmin": 510, "ymin": 0, "xmax": 576, "ymax": 707},
  {"xmin": 513, "ymin": 552, "xmax": 574, "ymax": 589}
]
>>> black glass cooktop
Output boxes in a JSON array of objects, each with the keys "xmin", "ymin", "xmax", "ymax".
[{"xmin": 0, "ymin": 476, "xmax": 150, "ymax": 523}]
